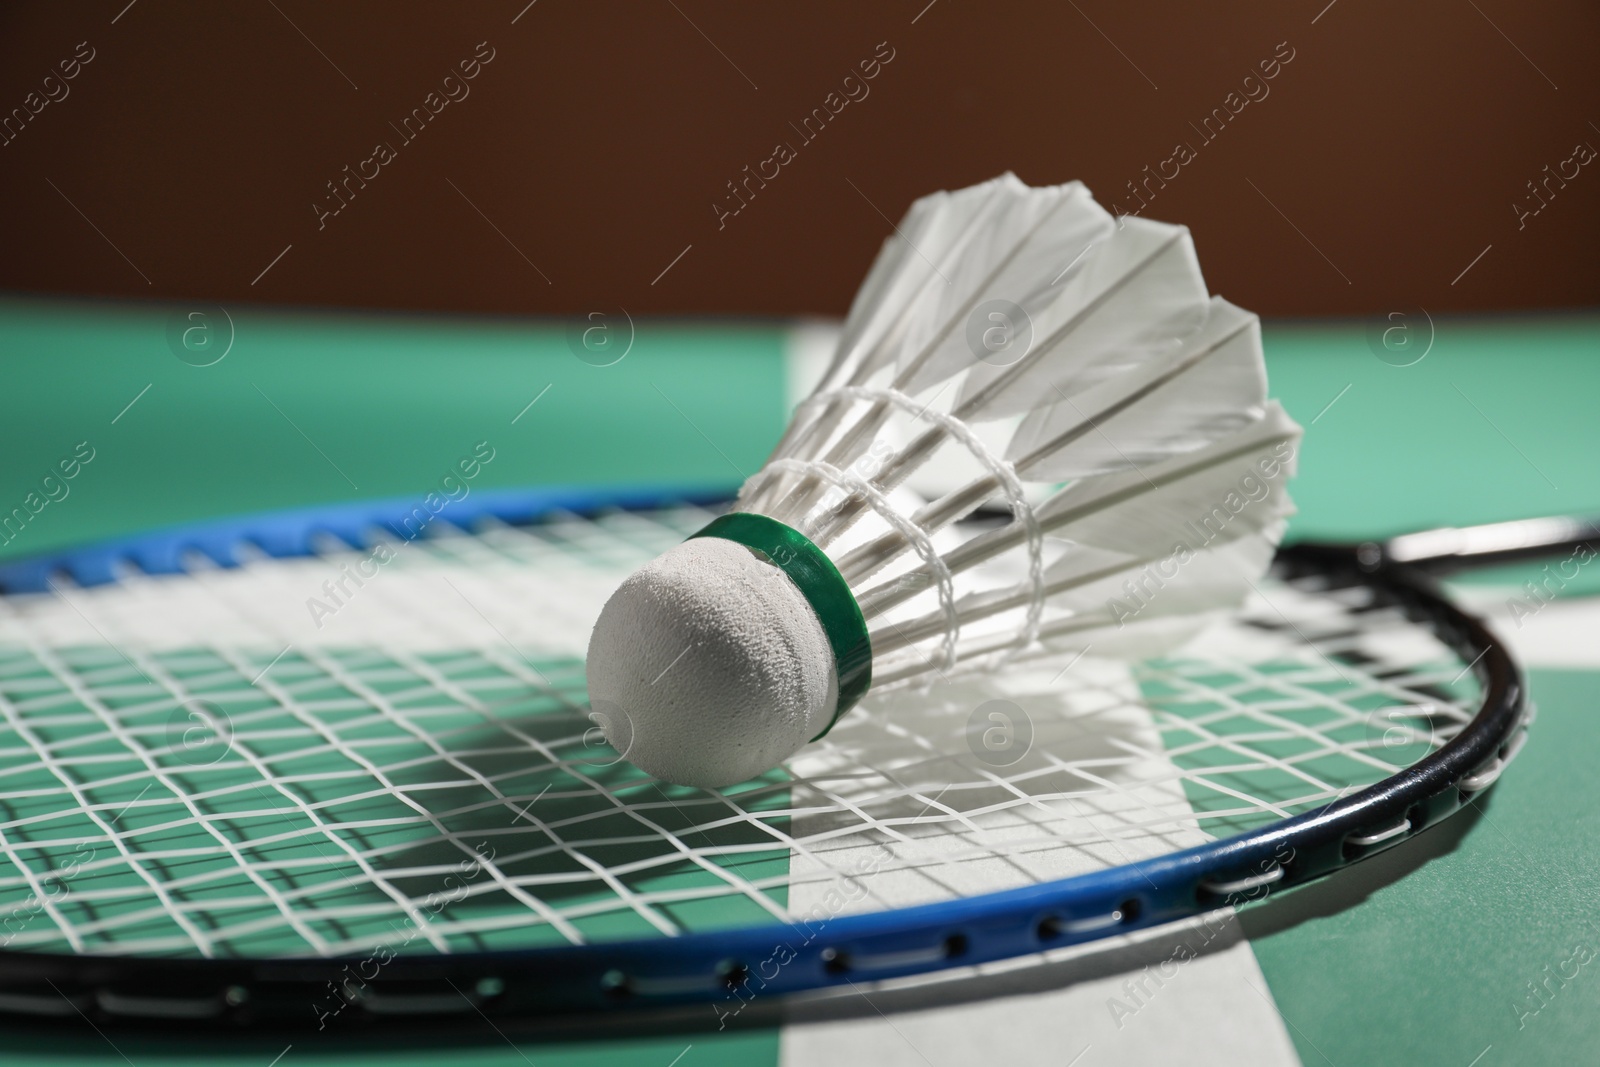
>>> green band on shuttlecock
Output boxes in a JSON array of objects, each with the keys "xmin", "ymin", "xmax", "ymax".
[{"xmin": 688, "ymin": 512, "xmax": 871, "ymax": 739}]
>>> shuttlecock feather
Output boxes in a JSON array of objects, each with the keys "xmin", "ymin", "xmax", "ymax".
[{"xmin": 586, "ymin": 174, "xmax": 1302, "ymax": 788}]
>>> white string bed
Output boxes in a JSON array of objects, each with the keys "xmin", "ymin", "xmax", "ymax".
[{"xmin": 0, "ymin": 507, "xmax": 1478, "ymax": 959}]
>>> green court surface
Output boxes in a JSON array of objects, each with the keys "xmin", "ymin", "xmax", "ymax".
[{"xmin": 0, "ymin": 294, "xmax": 1597, "ymax": 1065}]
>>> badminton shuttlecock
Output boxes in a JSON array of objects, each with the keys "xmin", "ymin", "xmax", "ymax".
[{"xmin": 587, "ymin": 174, "xmax": 1302, "ymax": 788}]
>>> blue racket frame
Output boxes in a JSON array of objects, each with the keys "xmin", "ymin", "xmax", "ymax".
[{"xmin": 0, "ymin": 487, "xmax": 1532, "ymax": 1029}]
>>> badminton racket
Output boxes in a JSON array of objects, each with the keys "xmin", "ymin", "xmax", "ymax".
[{"xmin": 0, "ymin": 487, "xmax": 1586, "ymax": 1029}]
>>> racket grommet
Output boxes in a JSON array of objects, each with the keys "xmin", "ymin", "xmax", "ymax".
[
  {"xmin": 475, "ymin": 977, "xmax": 505, "ymax": 999},
  {"xmin": 820, "ymin": 947, "xmax": 849, "ymax": 975},
  {"xmin": 1344, "ymin": 817, "xmax": 1412, "ymax": 856},
  {"xmin": 224, "ymin": 985, "xmax": 248, "ymax": 1007},
  {"xmin": 715, "ymin": 959, "xmax": 749, "ymax": 990},
  {"xmin": 600, "ymin": 969, "xmax": 632, "ymax": 998}
]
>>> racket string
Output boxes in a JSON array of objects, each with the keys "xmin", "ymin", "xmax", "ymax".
[{"xmin": 0, "ymin": 514, "xmax": 1483, "ymax": 959}]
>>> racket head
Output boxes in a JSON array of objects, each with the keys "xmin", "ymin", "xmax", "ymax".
[{"xmin": 0, "ymin": 489, "xmax": 1527, "ymax": 1027}]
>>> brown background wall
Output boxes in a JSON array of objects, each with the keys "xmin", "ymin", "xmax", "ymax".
[{"xmin": 0, "ymin": 1, "xmax": 1595, "ymax": 320}]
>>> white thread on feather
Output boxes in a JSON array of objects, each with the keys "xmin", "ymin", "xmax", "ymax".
[{"xmin": 804, "ymin": 384, "xmax": 1047, "ymax": 654}]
